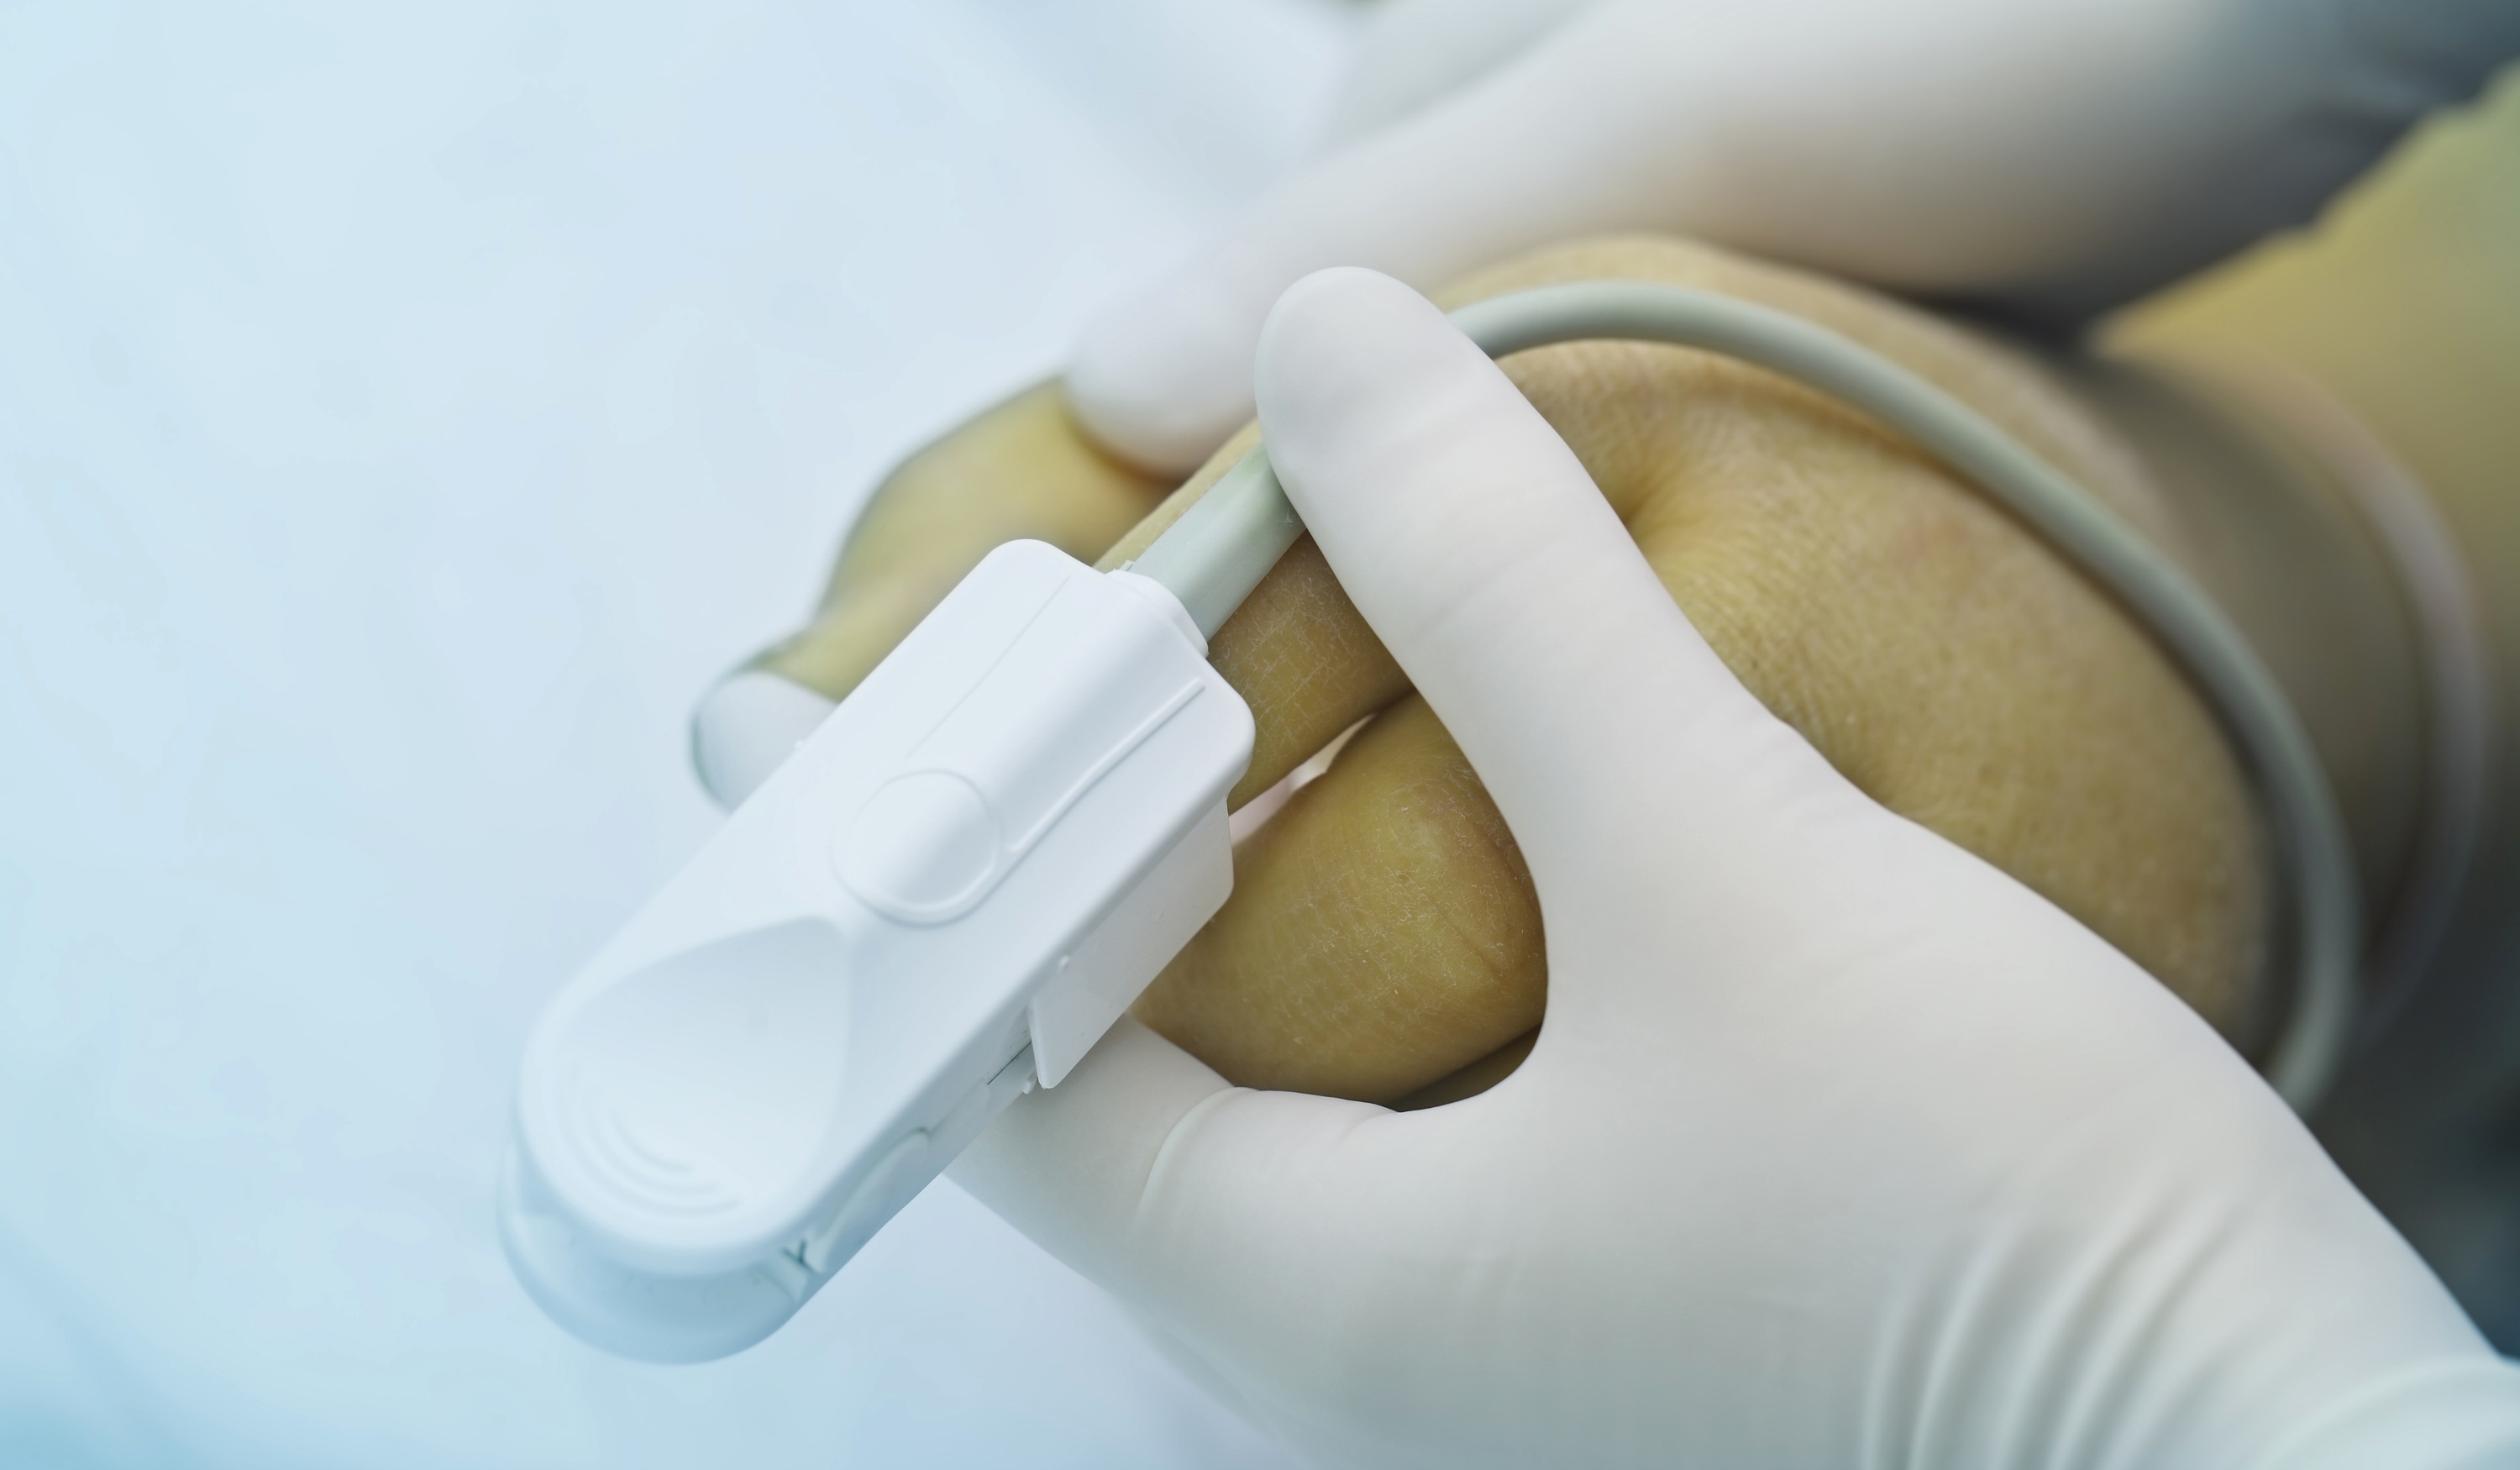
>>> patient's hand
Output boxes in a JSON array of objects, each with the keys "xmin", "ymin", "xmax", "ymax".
[{"xmin": 751, "ymin": 236, "xmax": 2269, "ymax": 1105}]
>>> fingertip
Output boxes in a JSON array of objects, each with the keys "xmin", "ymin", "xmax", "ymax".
[
  {"xmin": 1067, "ymin": 267, "xmax": 1262, "ymax": 475},
  {"xmin": 690, "ymin": 669, "xmax": 837, "ymax": 809},
  {"xmin": 1253, "ymin": 267, "xmax": 1468, "ymax": 433},
  {"xmin": 1252, "ymin": 266, "xmax": 1549, "ymax": 589}
]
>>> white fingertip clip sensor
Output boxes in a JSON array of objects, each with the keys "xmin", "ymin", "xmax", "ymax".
[
  {"xmin": 505, "ymin": 284, "xmax": 2355, "ymax": 1362},
  {"xmin": 503, "ymin": 541, "xmax": 1251, "ymax": 1362}
]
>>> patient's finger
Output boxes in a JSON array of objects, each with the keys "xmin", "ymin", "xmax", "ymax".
[
  {"xmin": 704, "ymin": 379, "xmax": 1417, "ymax": 813},
  {"xmin": 1202, "ymin": 536, "xmax": 1410, "ymax": 810},
  {"xmin": 1095, "ymin": 424, "xmax": 1415, "ymax": 810},
  {"xmin": 1132, "ymin": 693, "xmax": 1545, "ymax": 1105},
  {"xmin": 758, "ymin": 381, "xmax": 1168, "ymax": 701},
  {"xmin": 692, "ymin": 381, "xmax": 1168, "ymax": 803}
]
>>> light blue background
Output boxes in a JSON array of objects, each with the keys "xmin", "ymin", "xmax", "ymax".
[{"xmin": 0, "ymin": 3, "xmax": 1350, "ymax": 1463}]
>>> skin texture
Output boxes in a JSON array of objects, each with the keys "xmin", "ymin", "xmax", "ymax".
[
  {"xmin": 758, "ymin": 235, "xmax": 2271, "ymax": 1108},
  {"xmin": 755, "ymin": 381, "xmax": 1172, "ymax": 699}
]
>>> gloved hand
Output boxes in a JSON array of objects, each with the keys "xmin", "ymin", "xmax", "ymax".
[
  {"xmin": 1071, "ymin": 0, "xmax": 2520, "ymax": 473},
  {"xmin": 949, "ymin": 267, "xmax": 2520, "ymax": 1467}
]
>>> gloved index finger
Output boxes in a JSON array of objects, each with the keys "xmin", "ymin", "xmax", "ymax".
[
  {"xmin": 1322, "ymin": 0, "xmax": 1593, "ymax": 144},
  {"xmin": 1065, "ymin": 7, "xmax": 1672, "ymax": 475}
]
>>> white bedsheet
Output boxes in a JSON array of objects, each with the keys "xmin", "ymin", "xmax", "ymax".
[{"xmin": 0, "ymin": 3, "xmax": 1347, "ymax": 1463}]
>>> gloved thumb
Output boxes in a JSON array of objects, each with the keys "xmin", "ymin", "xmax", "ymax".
[{"xmin": 1253, "ymin": 267, "xmax": 1865, "ymax": 1015}]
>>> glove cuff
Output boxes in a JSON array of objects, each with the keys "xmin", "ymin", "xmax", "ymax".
[{"xmin": 2245, "ymin": 1356, "xmax": 2520, "ymax": 1470}]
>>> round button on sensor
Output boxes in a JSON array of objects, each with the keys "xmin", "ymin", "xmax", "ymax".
[{"xmin": 835, "ymin": 770, "xmax": 1001, "ymax": 921}]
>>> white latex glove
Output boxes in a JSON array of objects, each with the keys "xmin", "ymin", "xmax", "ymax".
[
  {"xmin": 1073, "ymin": 0, "xmax": 2520, "ymax": 473},
  {"xmin": 952, "ymin": 269, "xmax": 2520, "ymax": 1468}
]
